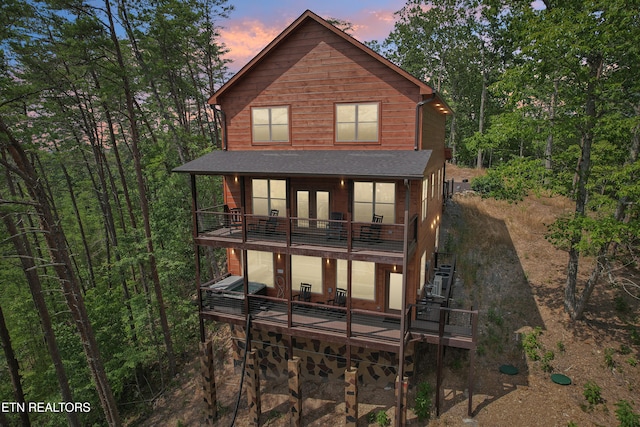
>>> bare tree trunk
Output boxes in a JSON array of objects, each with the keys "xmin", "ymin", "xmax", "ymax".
[
  {"xmin": 1, "ymin": 205, "xmax": 80, "ymax": 427},
  {"xmin": 545, "ymin": 79, "xmax": 558, "ymax": 180},
  {"xmin": 1, "ymin": 118, "xmax": 122, "ymax": 426},
  {"xmin": 564, "ymin": 55, "xmax": 602, "ymax": 320},
  {"xmin": 476, "ymin": 47, "xmax": 487, "ymax": 169},
  {"xmin": 103, "ymin": 0, "xmax": 176, "ymax": 376},
  {"xmin": 0, "ymin": 304, "xmax": 31, "ymax": 427}
]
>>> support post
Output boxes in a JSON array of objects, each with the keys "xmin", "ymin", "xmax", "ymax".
[
  {"xmin": 395, "ymin": 375, "xmax": 409, "ymax": 426},
  {"xmin": 468, "ymin": 348, "xmax": 475, "ymax": 417},
  {"xmin": 246, "ymin": 349, "xmax": 261, "ymax": 426},
  {"xmin": 200, "ymin": 340, "xmax": 217, "ymax": 424},
  {"xmin": 436, "ymin": 308, "xmax": 446, "ymax": 416},
  {"xmin": 345, "ymin": 367, "xmax": 358, "ymax": 426},
  {"xmin": 288, "ymin": 356, "xmax": 302, "ymax": 427}
]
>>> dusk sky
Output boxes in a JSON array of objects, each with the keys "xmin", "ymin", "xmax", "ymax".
[{"xmin": 218, "ymin": 0, "xmax": 408, "ymax": 72}]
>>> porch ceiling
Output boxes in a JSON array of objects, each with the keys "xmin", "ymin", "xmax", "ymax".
[{"xmin": 173, "ymin": 149, "xmax": 433, "ymax": 180}]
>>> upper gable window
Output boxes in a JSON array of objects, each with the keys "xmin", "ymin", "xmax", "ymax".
[
  {"xmin": 336, "ymin": 103, "xmax": 379, "ymax": 142},
  {"xmin": 252, "ymin": 106, "xmax": 289, "ymax": 143}
]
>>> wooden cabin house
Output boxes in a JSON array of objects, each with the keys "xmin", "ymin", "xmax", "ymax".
[{"xmin": 175, "ymin": 10, "xmax": 477, "ymax": 424}]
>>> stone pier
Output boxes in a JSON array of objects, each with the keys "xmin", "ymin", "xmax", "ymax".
[
  {"xmin": 200, "ymin": 340, "xmax": 217, "ymax": 424},
  {"xmin": 288, "ymin": 356, "xmax": 302, "ymax": 427},
  {"xmin": 247, "ymin": 349, "xmax": 261, "ymax": 426},
  {"xmin": 345, "ymin": 367, "xmax": 358, "ymax": 426}
]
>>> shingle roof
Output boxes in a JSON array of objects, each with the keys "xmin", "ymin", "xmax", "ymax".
[{"xmin": 173, "ymin": 150, "xmax": 432, "ymax": 180}]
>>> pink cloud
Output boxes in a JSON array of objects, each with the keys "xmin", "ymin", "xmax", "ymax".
[
  {"xmin": 350, "ymin": 9, "xmax": 397, "ymax": 42},
  {"xmin": 220, "ymin": 19, "xmax": 284, "ymax": 71},
  {"xmin": 220, "ymin": 8, "xmax": 400, "ymax": 72}
]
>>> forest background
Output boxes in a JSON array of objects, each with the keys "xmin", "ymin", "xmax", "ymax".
[{"xmin": 0, "ymin": 0, "xmax": 638, "ymax": 425}]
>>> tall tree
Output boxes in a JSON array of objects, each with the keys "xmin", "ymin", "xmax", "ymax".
[
  {"xmin": 0, "ymin": 304, "xmax": 30, "ymax": 427},
  {"xmin": 491, "ymin": 0, "xmax": 640, "ymax": 319},
  {"xmin": 383, "ymin": 0, "xmax": 505, "ymax": 166},
  {"xmin": 0, "ymin": 118, "xmax": 122, "ymax": 426}
]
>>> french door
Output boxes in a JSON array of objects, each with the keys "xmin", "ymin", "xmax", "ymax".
[{"xmin": 387, "ymin": 272, "xmax": 403, "ymax": 313}]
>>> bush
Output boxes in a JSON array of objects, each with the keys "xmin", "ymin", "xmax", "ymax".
[
  {"xmin": 471, "ymin": 158, "xmax": 546, "ymax": 202},
  {"xmin": 375, "ymin": 410, "xmax": 391, "ymax": 427},
  {"xmin": 583, "ymin": 381, "xmax": 603, "ymax": 406},
  {"xmin": 615, "ymin": 400, "xmax": 640, "ymax": 427},
  {"xmin": 414, "ymin": 381, "xmax": 433, "ymax": 421},
  {"xmin": 521, "ymin": 327, "xmax": 543, "ymax": 361}
]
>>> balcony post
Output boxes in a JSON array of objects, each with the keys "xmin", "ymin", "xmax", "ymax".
[
  {"xmin": 240, "ymin": 176, "xmax": 247, "ymax": 242},
  {"xmin": 396, "ymin": 179, "xmax": 411, "ymax": 427}
]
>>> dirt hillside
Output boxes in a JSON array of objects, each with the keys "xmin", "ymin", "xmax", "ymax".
[{"xmin": 135, "ymin": 165, "xmax": 639, "ymax": 427}]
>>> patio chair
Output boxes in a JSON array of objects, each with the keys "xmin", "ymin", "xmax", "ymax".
[
  {"xmin": 327, "ymin": 288, "xmax": 347, "ymax": 307},
  {"xmin": 228, "ymin": 208, "xmax": 242, "ymax": 234},
  {"xmin": 359, "ymin": 214, "xmax": 383, "ymax": 242},
  {"xmin": 251, "ymin": 209, "xmax": 279, "ymax": 235},
  {"xmin": 293, "ymin": 283, "xmax": 312, "ymax": 302},
  {"xmin": 325, "ymin": 212, "xmax": 344, "ymax": 240}
]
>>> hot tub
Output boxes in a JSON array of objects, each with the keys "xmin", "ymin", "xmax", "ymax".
[{"xmin": 204, "ymin": 275, "xmax": 267, "ymax": 314}]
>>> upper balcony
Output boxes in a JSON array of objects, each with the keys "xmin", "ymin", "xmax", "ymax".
[{"xmin": 193, "ymin": 204, "xmax": 417, "ymax": 260}]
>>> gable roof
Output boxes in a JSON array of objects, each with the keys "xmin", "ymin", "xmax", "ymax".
[
  {"xmin": 209, "ymin": 10, "xmax": 442, "ymax": 106},
  {"xmin": 173, "ymin": 149, "xmax": 433, "ymax": 180}
]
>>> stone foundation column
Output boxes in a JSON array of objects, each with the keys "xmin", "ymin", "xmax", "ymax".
[
  {"xmin": 345, "ymin": 367, "xmax": 358, "ymax": 426},
  {"xmin": 395, "ymin": 375, "xmax": 408, "ymax": 426},
  {"xmin": 246, "ymin": 349, "xmax": 261, "ymax": 426},
  {"xmin": 200, "ymin": 341, "xmax": 217, "ymax": 424},
  {"xmin": 288, "ymin": 356, "xmax": 302, "ymax": 427}
]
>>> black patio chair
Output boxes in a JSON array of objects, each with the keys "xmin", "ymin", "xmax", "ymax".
[
  {"xmin": 327, "ymin": 288, "xmax": 347, "ymax": 307},
  {"xmin": 293, "ymin": 283, "xmax": 312, "ymax": 302},
  {"xmin": 359, "ymin": 213, "xmax": 383, "ymax": 242},
  {"xmin": 325, "ymin": 212, "xmax": 344, "ymax": 240},
  {"xmin": 251, "ymin": 209, "xmax": 279, "ymax": 235}
]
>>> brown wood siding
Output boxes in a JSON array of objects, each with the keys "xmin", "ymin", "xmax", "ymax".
[
  {"xmin": 218, "ymin": 20, "xmax": 421, "ymax": 151},
  {"xmin": 421, "ymin": 104, "xmax": 447, "ymax": 158}
]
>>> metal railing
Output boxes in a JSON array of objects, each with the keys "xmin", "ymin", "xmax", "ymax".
[{"xmin": 195, "ymin": 205, "xmax": 416, "ymax": 254}]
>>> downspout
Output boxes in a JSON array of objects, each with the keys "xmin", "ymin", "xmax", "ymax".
[
  {"xmin": 210, "ymin": 104, "xmax": 228, "ymax": 151},
  {"xmin": 396, "ymin": 179, "xmax": 411, "ymax": 427},
  {"xmin": 414, "ymin": 93, "xmax": 438, "ymax": 151}
]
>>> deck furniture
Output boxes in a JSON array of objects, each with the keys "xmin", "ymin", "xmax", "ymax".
[
  {"xmin": 359, "ymin": 214, "xmax": 383, "ymax": 242},
  {"xmin": 293, "ymin": 283, "xmax": 312, "ymax": 302},
  {"xmin": 325, "ymin": 212, "xmax": 345, "ymax": 240},
  {"xmin": 251, "ymin": 209, "xmax": 279, "ymax": 235},
  {"xmin": 327, "ymin": 288, "xmax": 347, "ymax": 307}
]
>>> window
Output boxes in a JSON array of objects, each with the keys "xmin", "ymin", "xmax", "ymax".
[
  {"xmin": 337, "ymin": 260, "xmax": 375, "ymax": 301},
  {"xmin": 336, "ymin": 103, "xmax": 379, "ymax": 142},
  {"xmin": 252, "ymin": 179, "xmax": 286, "ymax": 216},
  {"xmin": 420, "ymin": 251, "xmax": 427, "ymax": 289},
  {"xmin": 421, "ymin": 177, "xmax": 429, "ymax": 220},
  {"xmin": 291, "ymin": 255, "xmax": 322, "ymax": 294},
  {"xmin": 247, "ymin": 250, "xmax": 274, "ymax": 288},
  {"xmin": 353, "ymin": 181, "xmax": 395, "ymax": 223},
  {"xmin": 431, "ymin": 173, "xmax": 435, "ymax": 198},
  {"xmin": 252, "ymin": 106, "xmax": 289, "ymax": 143}
]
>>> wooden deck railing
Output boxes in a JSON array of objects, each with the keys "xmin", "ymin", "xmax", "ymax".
[
  {"xmin": 194, "ymin": 205, "xmax": 417, "ymax": 254},
  {"xmin": 199, "ymin": 285, "xmax": 477, "ymax": 350}
]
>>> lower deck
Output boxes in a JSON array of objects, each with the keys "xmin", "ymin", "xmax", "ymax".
[{"xmin": 201, "ymin": 294, "xmax": 477, "ymax": 353}]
